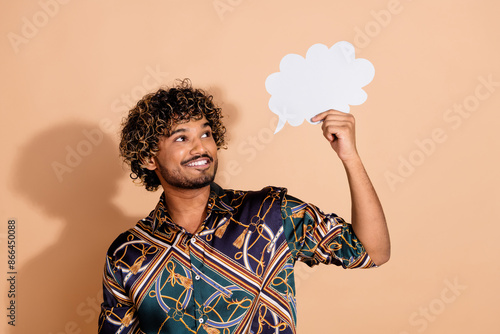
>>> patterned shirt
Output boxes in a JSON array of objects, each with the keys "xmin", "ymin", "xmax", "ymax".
[{"xmin": 99, "ymin": 183, "xmax": 375, "ymax": 334}]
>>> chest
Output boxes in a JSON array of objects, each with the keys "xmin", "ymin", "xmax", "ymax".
[{"xmin": 119, "ymin": 210, "xmax": 297, "ymax": 333}]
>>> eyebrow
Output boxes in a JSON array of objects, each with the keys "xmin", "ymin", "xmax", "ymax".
[{"xmin": 169, "ymin": 121, "xmax": 211, "ymax": 137}]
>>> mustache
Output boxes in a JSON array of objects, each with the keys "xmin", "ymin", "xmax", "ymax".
[{"xmin": 182, "ymin": 154, "xmax": 213, "ymax": 165}]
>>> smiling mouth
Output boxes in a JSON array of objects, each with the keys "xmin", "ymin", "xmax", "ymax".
[
  {"xmin": 186, "ymin": 159, "xmax": 209, "ymax": 167},
  {"xmin": 183, "ymin": 155, "xmax": 213, "ymax": 168}
]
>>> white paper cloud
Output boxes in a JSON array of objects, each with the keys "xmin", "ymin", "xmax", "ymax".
[{"xmin": 265, "ymin": 41, "xmax": 375, "ymax": 133}]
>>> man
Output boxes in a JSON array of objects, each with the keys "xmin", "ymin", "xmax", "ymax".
[{"xmin": 99, "ymin": 79, "xmax": 390, "ymax": 334}]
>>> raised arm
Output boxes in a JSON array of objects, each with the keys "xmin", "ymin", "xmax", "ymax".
[{"xmin": 311, "ymin": 110, "xmax": 390, "ymax": 265}]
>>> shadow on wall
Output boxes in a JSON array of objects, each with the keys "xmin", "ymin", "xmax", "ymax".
[{"xmin": 9, "ymin": 122, "xmax": 141, "ymax": 334}]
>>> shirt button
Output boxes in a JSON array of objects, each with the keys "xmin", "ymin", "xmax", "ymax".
[
  {"xmin": 199, "ymin": 318, "xmax": 204, "ymax": 324},
  {"xmin": 191, "ymin": 238, "xmax": 196, "ymax": 244},
  {"xmin": 195, "ymin": 275, "xmax": 200, "ymax": 281}
]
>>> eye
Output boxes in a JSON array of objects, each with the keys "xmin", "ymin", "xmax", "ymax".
[
  {"xmin": 202, "ymin": 131, "xmax": 212, "ymax": 138},
  {"xmin": 174, "ymin": 136, "xmax": 186, "ymax": 142}
]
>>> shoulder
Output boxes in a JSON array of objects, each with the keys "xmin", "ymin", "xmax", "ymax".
[
  {"xmin": 217, "ymin": 186, "xmax": 288, "ymax": 228},
  {"xmin": 104, "ymin": 216, "xmax": 153, "ymax": 259},
  {"xmin": 221, "ymin": 185, "xmax": 288, "ymax": 206},
  {"xmin": 220, "ymin": 184, "xmax": 287, "ymax": 198},
  {"xmin": 104, "ymin": 228, "xmax": 136, "ymax": 258}
]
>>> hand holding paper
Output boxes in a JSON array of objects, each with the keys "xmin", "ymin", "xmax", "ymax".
[{"xmin": 311, "ymin": 109, "xmax": 358, "ymax": 162}]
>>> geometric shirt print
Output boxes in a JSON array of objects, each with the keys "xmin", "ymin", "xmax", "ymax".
[{"xmin": 99, "ymin": 183, "xmax": 375, "ymax": 334}]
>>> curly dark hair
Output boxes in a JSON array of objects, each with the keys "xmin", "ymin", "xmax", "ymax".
[{"xmin": 119, "ymin": 79, "xmax": 227, "ymax": 191}]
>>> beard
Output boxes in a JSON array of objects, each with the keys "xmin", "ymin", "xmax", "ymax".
[{"xmin": 158, "ymin": 154, "xmax": 218, "ymax": 190}]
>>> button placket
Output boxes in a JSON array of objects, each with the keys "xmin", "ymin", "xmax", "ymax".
[{"xmin": 189, "ymin": 235, "xmax": 208, "ymax": 330}]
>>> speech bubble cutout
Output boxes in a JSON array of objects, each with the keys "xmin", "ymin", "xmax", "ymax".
[{"xmin": 265, "ymin": 42, "xmax": 375, "ymax": 133}]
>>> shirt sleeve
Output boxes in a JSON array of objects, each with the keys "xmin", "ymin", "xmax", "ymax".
[
  {"xmin": 98, "ymin": 235, "xmax": 139, "ymax": 334},
  {"xmin": 280, "ymin": 193, "xmax": 376, "ymax": 269}
]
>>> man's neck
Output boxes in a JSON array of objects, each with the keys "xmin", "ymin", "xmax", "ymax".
[{"xmin": 161, "ymin": 184, "xmax": 211, "ymax": 234}]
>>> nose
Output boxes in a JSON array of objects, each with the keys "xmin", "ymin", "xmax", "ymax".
[{"xmin": 190, "ymin": 137, "xmax": 207, "ymax": 155}]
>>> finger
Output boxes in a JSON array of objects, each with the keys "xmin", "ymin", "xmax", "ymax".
[
  {"xmin": 321, "ymin": 113, "xmax": 355, "ymax": 130},
  {"xmin": 322, "ymin": 124, "xmax": 344, "ymax": 142},
  {"xmin": 321, "ymin": 118, "xmax": 355, "ymax": 142},
  {"xmin": 321, "ymin": 118, "xmax": 354, "ymax": 133},
  {"xmin": 310, "ymin": 109, "xmax": 343, "ymax": 123},
  {"xmin": 322, "ymin": 122, "xmax": 342, "ymax": 142}
]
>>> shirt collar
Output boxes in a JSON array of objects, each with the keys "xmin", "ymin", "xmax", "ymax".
[
  {"xmin": 208, "ymin": 182, "xmax": 235, "ymax": 213},
  {"xmin": 152, "ymin": 183, "xmax": 234, "ymax": 233}
]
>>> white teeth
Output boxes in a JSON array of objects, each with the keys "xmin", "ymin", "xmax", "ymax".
[{"xmin": 188, "ymin": 160, "xmax": 208, "ymax": 167}]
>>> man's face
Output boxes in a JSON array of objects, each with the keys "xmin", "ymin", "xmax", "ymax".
[{"xmin": 152, "ymin": 116, "xmax": 218, "ymax": 190}]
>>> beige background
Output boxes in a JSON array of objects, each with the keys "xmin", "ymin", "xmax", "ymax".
[{"xmin": 1, "ymin": 0, "xmax": 499, "ymax": 333}]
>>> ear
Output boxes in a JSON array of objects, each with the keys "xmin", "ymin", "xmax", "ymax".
[{"xmin": 142, "ymin": 156, "xmax": 158, "ymax": 171}]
